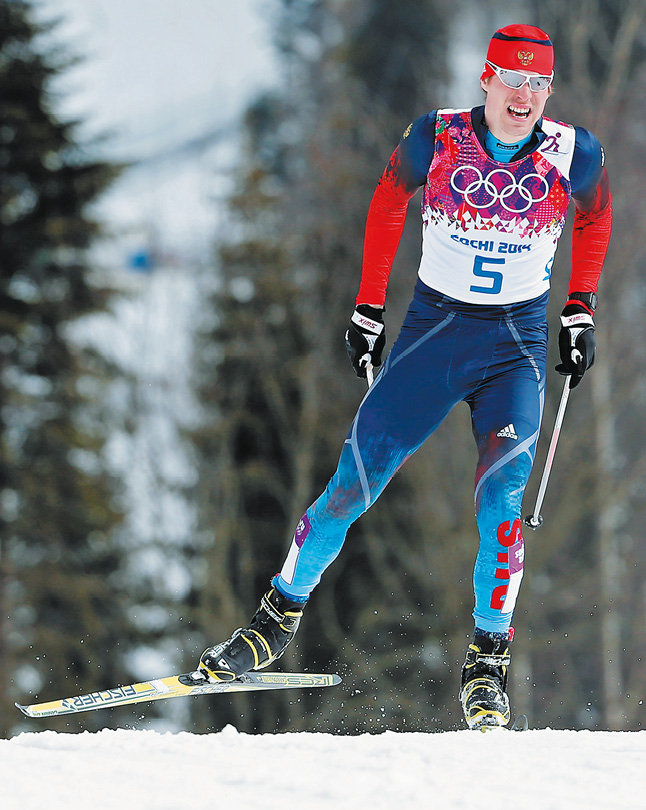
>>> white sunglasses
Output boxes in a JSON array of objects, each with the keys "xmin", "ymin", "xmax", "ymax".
[{"xmin": 486, "ymin": 60, "xmax": 553, "ymax": 92}]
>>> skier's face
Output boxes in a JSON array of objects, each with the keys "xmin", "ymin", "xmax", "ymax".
[{"xmin": 481, "ymin": 70, "xmax": 552, "ymax": 142}]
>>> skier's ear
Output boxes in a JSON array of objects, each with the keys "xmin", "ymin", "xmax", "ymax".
[{"xmin": 480, "ymin": 76, "xmax": 490, "ymax": 93}]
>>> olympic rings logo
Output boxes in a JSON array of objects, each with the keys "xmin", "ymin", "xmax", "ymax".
[{"xmin": 450, "ymin": 166, "xmax": 549, "ymax": 213}]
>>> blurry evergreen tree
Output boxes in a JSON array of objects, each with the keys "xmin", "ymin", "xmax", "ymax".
[
  {"xmin": 189, "ymin": 0, "xmax": 480, "ymax": 735},
  {"xmin": 0, "ymin": 0, "xmax": 126, "ymax": 735}
]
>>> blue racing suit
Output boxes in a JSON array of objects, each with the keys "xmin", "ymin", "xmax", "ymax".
[{"xmin": 273, "ymin": 105, "xmax": 610, "ymax": 633}]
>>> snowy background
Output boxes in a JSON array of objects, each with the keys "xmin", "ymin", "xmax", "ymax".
[
  {"xmin": 37, "ymin": 0, "xmax": 278, "ymax": 254},
  {"xmin": 2, "ymin": 724, "xmax": 645, "ymax": 809}
]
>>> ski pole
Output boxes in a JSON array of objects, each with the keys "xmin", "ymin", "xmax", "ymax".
[
  {"xmin": 524, "ymin": 375, "xmax": 572, "ymax": 530},
  {"xmin": 366, "ymin": 363, "xmax": 374, "ymax": 387}
]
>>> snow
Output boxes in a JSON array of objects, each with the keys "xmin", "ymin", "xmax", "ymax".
[{"xmin": 2, "ymin": 724, "xmax": 644, "ymax": 809}]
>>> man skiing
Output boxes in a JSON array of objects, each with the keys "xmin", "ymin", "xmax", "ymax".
[{"xmin": 198, "ymin": 24, "xmax": 612, "ymax": 729}]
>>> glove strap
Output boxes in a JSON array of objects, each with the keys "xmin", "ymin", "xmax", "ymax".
[
  {"xmin": 567, "ymin": 291, "xmax": 597, "ymax": 312},
  {"xmin": 560, "ymin": 311, "xmax": 594, "ymax": 329},
  {"xmin": 351, "ymin": 309, "xmax": 384, "ymax": 335}
]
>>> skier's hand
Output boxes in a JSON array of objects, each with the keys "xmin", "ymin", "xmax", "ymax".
[
  {"xmin": 555, "ymin": 303, "xmax": 596, "ymax": 389},
  {"xmin": 345, "ymin": 304, "xmax": 385, "ymax": 378}
]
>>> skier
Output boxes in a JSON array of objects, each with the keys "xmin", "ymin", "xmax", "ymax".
[{"xmin": 198, "ymin": 24, "xmax": 612, "ymax": 729}]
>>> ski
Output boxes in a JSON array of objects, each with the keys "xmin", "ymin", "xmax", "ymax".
[{"xmin": 15, "ymin": 670, "xmax": 342, "ymax": 718}]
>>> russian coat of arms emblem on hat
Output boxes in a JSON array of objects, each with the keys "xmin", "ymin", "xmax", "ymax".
[{"xmin": 517, "ymin": 50, "xmax": 534, "ymax": 66}]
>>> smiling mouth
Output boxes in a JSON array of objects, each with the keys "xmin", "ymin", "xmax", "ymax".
[{"xmin": 508, "ymin": 105, "xmax": 531, "ymax": 119}]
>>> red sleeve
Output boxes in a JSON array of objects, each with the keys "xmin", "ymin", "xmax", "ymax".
[
  {"xmin": 569, "ymin": 167, "xmax": 612, "ymax": 299},
  {"xmin": 356, "ymin": 148, "xmax": 419, "ymax": 306}
]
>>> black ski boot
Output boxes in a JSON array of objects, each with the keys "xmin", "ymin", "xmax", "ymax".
[
  {"xmin": 198, "ymin": 587, "xmax": 307, "ymax": 682},
  {"xmin": 459, "ymin": 629, "xmax": 512, "ymax": 730}
]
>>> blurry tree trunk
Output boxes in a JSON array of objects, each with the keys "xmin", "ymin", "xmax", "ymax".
[
  {"xmin": 592, "ymin": 359, "xmax": 625, "ymax": 728},
  {"xmin": 586, "ymin": 0, "xmax": 645, "ymax": 731},
  {"xmin": 0, "ymin": 548, "xmax": 8, "ymax": 736}
]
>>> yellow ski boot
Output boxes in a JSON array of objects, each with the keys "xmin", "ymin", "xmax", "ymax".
[{"xmin": 460, "ymin": 630, "xmax": 512, "ymax": 730}]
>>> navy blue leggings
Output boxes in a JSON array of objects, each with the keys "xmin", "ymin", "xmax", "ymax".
[{"xmin": 276, "ymin": 281, "xmax": 548, "ymax": 632}]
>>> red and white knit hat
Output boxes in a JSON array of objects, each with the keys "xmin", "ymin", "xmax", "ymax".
[{"xmin": 481, "ymin": 24, "xmax": 554, "ymax": 79}]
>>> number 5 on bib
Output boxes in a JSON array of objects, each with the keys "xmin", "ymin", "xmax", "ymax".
[{"xmin": 470, "ymin": 255, "xmax": 505, "ymax": 295}]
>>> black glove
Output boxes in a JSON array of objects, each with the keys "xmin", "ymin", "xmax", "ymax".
[
  {"xmin": 555, "ymin": 303, "xmax": 596, "ymax": 389},
  {"xmin": 345, "ymin": 304, "xmax": 385, "ymax": 378}
]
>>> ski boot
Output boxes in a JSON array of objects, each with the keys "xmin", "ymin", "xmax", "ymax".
[
  {"xmin": 459, "ymin": 629, "xmax": 512, "ymax": 730},
  {"xmin": 198, "ymin": 587, "xmax": 307, "ymax": 682}
]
